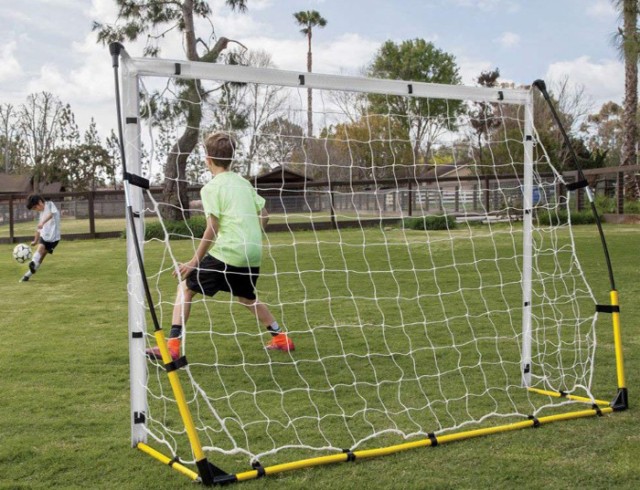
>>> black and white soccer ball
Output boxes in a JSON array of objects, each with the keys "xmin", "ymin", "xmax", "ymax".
[{"xmin": 13, "ymin": 243, "xmax": 32, "ymax": 264}]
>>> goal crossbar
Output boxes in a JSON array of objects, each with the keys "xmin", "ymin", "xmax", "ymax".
[{"xmin": 118, "ymin": 47, "xmax": 530, "ymax": 104}]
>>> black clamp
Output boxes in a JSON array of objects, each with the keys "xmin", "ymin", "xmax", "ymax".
[
  {"xmin": 566, "ymin": 180, "xmax": 588, "ymax": 191},
  {"xmin": 596, "ymin": 304, "xmax": 620, "ymax": 314},
  {"xmin": 528, "ymin": 415, "xmax": 541, "ymax": 428},
  {"xmin": 164, "ymin": 356, "xmax": 188, "ymax": 373}
]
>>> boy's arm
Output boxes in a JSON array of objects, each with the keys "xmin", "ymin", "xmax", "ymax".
[
  {"xmin": 38, "ymin": 213, "xmax": 53, "ymax": 230},
  {"xmin": 175, "ymin": 215, "xmax": 219, "ymax": 279},
  {"xmin": 31, "ymin": 229, "xmax": 41, "ymax": 246},
  {"xmin": 259, "ymin": 207, "xmax": 269, "ymax": 230}
]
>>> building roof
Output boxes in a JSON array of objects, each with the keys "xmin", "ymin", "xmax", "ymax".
[
  {"xmin": 424, "ymin": 164, "xmax": 476, "ymax": 179},
  {"xmin": 0, "ymin": 173, "xmax": 66, "ymax": 195},
  {"xmin": 253, "ymin": 165, "xmax": 311, "ymax": 185},
  {"xmin": 0, "ymin": 174, "xmax": 32, "ymax": 194}
]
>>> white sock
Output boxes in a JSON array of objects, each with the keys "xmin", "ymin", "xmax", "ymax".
[
  {"xmin": 268, "ymin": 322, "xmax": 281, "ymax": 334},
  {"xmin": 33, "ymin": 251, "xmax": 42, "ymax": 268}
]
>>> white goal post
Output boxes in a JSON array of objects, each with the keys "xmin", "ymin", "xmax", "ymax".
[{"xmin": 110, "ymin": 43, "xmax": 627, "ymax": 486}]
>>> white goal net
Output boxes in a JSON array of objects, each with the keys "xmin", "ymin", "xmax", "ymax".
[{"xmin": 118, "ymin": 49, "xmax": 602, "ymax": 475}]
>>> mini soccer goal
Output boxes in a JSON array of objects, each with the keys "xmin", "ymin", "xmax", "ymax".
[{"xmin": 110, "ymin": 43, "xmax": 627, "ymax": 485}]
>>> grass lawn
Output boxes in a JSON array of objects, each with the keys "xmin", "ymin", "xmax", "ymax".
[{"xmin": 1, "ymin": 224, "xmax": 639, "ymax": 489}]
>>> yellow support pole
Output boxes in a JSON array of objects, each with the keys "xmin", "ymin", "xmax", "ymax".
[
  {"xmin": 526, "ymin": 387, "xmax": 610, "ymax": 407},
  {"xmin": 137, "ymin": 443, "xmax": 199, "ymax": 481},
  {"xmin": 610, "ymin": 290, "xmax": 626, "ymax": 390},
  {"xmin": 152, "ymin": 330, "xmax": 215, "ymax": 480}
]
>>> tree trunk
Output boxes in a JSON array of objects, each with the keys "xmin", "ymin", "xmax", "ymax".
[
  {"xmin": 307, "ymin": 30, "xmax": 313, "ymax": 137},
  {"xmin": 160, "ymin": 36, "xmax": 230, "ymax": 221},
  {"xmin": 621, "ymin": 0, "xmax": 640, "ymax": 199}
]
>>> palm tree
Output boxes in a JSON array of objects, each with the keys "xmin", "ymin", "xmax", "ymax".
[
  {"xmin": 613, "ymin": 0, "xmax": 640, "ymax": 201},
  {"xmin": 293, "ymin": 10, "xmax": 327, "ymax": 137}
]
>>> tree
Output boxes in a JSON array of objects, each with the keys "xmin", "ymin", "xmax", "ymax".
[
  {"xmin": 469, "ymin": 69, "xmax": 502, "ymax": 166},
  {"xmin": 0, "ymin": 103, "xmax": 25, "ymax": 173},
  {"xmin": 579, "ymin": 101, "xmax": 624, "ymax": 167},
  {"xmin": 322, "ymin": 114, "xmax": 414, "ymax": 180},
  {"xmin": 17, "ymin": 92, "xmax": 71, "ymax": 190},
  {"xmin": 94, "ymin": 0, "xmax": 249, "ymax": 220},
  {"xmin": 367, "ymin": 39, "xmax": 464, "ymax": 167},
  {"xmin": 293, "ymin": 9, "xmax": 327, "ymax": 137},
  {"xmin": 612, "ymin": 0, "xmax": 640, "ymax": 198},
  {"xmin": 257, "ymin": 117, "xmax": 304, "ymax": 172}
]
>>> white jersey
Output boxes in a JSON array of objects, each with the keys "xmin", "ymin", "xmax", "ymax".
[{"xmin": 39, "ymin": 201, "xmax": 61, "ymax": 242}]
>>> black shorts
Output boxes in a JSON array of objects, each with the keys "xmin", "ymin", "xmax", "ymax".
[
  {"xmin": 39, "ymin": 238, "xmax": 59, "ymax": 254},
  {"xmin": 185, "ymin": 255, "xmax": 259, "ymax": 300}
]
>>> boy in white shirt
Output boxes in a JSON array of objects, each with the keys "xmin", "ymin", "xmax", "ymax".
[{"xmin": 20, "ymin": 194, "xmax": 61, "ymax": 282}]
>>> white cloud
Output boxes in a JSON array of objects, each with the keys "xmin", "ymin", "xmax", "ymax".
[
  {"xmin": 495, "ymin": 32, "xmax": 520, "ymax": 49},
  {"xmin": 586, "ymin": 0, "xmax": 616, "ymax": 19},
  {"xmin": 452, "ymin": 0, "xmax": 519, "ymax": 12},
  {"xmin": 457, "ymin": 57, "xmax": 495, "ymax": 85},
  {"xmin": 545, "ymin": 56, "xmax": 624, "ymax": 106},
  {"xmin": 0, "ymin": 41, "xmax": 23, "ymax": 82},
  {"xmin": 241, "ymin": 33, "xmax": 379, "ymax": 75}
]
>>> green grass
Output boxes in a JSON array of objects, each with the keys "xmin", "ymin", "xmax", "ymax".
[{"xmin": 1, "ymin": 224, "xmax": 640, "ymax": 489}]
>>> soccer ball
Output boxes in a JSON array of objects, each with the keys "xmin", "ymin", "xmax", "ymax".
[{"xmin": 13, "ymin": 243, "xmax": 32, "ymax": 264}]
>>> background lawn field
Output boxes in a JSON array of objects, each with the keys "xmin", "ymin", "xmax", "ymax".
[{"xmin": 1, "ymin": 224, "xmax": 639, "ymax": 490}]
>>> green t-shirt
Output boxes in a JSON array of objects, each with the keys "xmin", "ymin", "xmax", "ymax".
[{"xmin": 200, "ymin": 172, "xmax": 266, "ymax": 267}]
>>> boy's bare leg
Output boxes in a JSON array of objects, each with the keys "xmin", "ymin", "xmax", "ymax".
[
  {"xmin": 147, "ymin": 280, "xmax": 195, "ymax": 360},
  {"xmin": 237, "ymin": 297, "xmax": 275, "ymax": 326},
  {"xmin": 172, "ymin": 280, "xmax": 196, "ymax": 326},
  {"xmin": 237, "ymin": 297, "xmax": 295, "ymax": 351}
]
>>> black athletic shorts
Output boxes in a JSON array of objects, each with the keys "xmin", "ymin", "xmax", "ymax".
[
  {"xmin": 39, "ymin": 238, "xmax": 59, "ymax": 254},
  {"xmin": 185, "ymin": 254, "xmax": 259, "ymax": 300}
]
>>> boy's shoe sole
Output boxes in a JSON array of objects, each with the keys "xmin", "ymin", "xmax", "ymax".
[
  {"xmin": 146, "ymin": 346, "xmax": 179, "ymax": 361},
  {"xmin": 19, "ymin": 276, "xmax": 29, "ymax": 283}
]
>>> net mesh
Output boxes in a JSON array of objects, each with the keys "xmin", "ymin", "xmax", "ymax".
[{"xmin": 127, "ymin": 68, "xmax": 599, "ymax": 468}]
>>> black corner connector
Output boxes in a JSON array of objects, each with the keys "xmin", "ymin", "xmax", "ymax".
[{"xmin": 611, "ymin": 388, "xmax": 629, "ymax": 411}]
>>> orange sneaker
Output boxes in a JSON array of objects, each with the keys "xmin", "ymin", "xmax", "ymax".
[
  {"xmin": 146, "ymin": 338, "xmax": 181, "ymax": 361},
  {"xmin": 266, "ymin": 333, "xmax": 295, "ymax": 352}
]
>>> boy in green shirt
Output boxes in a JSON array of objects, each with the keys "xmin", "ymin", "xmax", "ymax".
[{"xmin": 147, "ymin": 132, "xmax": 294, "ymax": 360}]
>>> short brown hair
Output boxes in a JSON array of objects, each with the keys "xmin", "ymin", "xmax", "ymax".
[
  {"xmin": 204, "ymin": 132, "xmax": 236, "ymax": 168},
  {"xmin": 26, "ymin": 194, "xmax": 44, "ymax": 210}
]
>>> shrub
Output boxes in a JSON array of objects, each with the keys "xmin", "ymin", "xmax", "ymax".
[
  {"xmin": 536, "ymin": 210, "xmax": 596, "ymax": 226},
  {"xmin": 403, "ymin": 215, "xmax": 457, "ymax": 231},
  {"xmin": 144, "ymin": 215, "xmax": 207, "ymax": 240}
]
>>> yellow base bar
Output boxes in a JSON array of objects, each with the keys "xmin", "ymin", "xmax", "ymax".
[
  {"xmin": 233, "ymin": 404, "xmax": 613, "ymax": 483},
  {"xmin": 139, "ymin": 393, "xmax": 618, "ymax": 485}
]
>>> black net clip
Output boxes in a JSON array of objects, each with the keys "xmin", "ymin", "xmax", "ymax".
[
  {"xmin": 528, "ymin": 415, "xmax": 541, "ymax": 428},
  {"xmin": 342, "ymin": 449, "xmax": 356, "ymax": 462},
  {"xmin": 124, "ymin": 172, "xmax": 150, "ymax": 190},
  {"xmin": 427, "ymin": 432, "xmax": 438, "ymax": 447},
  {"xmin": 251, "ymin": 460, "xmax": 266, "ymax": 478}
]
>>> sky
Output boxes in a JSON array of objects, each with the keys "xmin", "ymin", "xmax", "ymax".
[{"xmin": 0, "ymin": 0, "xmax": 626, "ymax": 141}]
